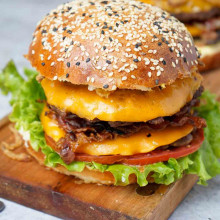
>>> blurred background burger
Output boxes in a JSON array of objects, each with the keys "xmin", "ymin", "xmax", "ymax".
[{"xmin": 142, "ymin": 0, "xmax": 220, "ymax": 72}]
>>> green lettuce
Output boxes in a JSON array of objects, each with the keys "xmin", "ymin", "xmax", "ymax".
[{"xmin": 1, "ymin": 60, "xmax": 220, "ymax": 186}]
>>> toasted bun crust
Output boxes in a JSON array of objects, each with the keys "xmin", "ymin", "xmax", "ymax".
[
  {"xmin": 26, "ymin": 0, "xmax": 199, "ymax": 91},
  {"xmin": 198, "ymin": 48, "xmax": 220, "ymax": 72}
]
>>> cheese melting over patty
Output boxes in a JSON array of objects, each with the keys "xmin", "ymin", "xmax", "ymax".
[{"xmin": 41, "ymin": 73, "xmax": 202, "ymax": 122}]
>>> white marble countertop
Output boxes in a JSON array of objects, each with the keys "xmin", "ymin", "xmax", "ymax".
[{"xmin": 0, "ymin": 0, "xmax": 219, "ymax": 219}]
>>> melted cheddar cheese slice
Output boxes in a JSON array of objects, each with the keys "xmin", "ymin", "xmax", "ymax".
[
  {"xmin": 185, "ymin": 24, "xmax": 203, "ymax": 37},
  {"xmin": 41, "ymin": 107, "xmax": 193, "ymax": 156},
  {"xmin": 142, "ymin": 0, "xmax": 216, "ymax": 14},
  {"xmin": 41, "ymin": 74, "xmax": 202, "ymax": 122}
]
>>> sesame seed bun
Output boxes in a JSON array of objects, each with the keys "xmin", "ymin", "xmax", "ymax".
[{"xmin": 26, "ymin": 0, "xmax": 200, "ymax": 91}]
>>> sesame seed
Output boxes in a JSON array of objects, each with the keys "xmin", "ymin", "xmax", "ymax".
[
  {"xmin": 86, "ymin": 58, "xmax": 91, "ymax": 63},
  {"xmin": 67, "ymin": 62, "xmax": 70, "ymax": 67},
  {"xmin": 76, "ymin": 62, "xmax": 80, "ymax": 66},
  {"xmin": 41, "ymin": 62, "xmax": 45, "ymax": 66},
  {"xmin": 106, "ymin": 60, "xmax": 112, "ymax": 64},
  {"xmin": 150, "ymin": 67, "xmax": 155, "ymax": 70},
  {"xmin": 122, "ymin": 76, "xmax": 127, "ymax": 81},
  {"xmin": 133, "ymin": 59, "xmax": 139, "ymax": 62},
  {"xmin": 155, "ymin": 79, "xmax": 159, "ymax": 85},
  {"xmin": 57, "ymin": 58, "xmax": 64, "ymax": 62},
  {"xmin": 112, "ymin": 85, "xmax": 117, "ymax": 90},
  {"xmin": 103, "ymin": 84, "xmax": 109, "ymax": 89},
  {"xmin": 91, "ymin": 77, "xmax": 95, "ymax": 83},
  {"xmin": 157, "ymin": 71, "xmax": 161, "ymax": 76},
  {"xmin": 51, "ymin": 62, "xmax": 55, "ymax": 66},
  {"xmin": 131, "ymin": 75, "xmax": 136, "ymax": 79},
  {"xmin": 41, "ymin": 30, "xmax": 47, "ymax": 34},
  {"xmin": 172, "ymin": 62, "xmax": 176, "ymax": 67},
  {"xmin": 148, "ymin": 72, "xmax": 152, "ymax": 77},
  {"xmin": 162, "ymin": 60, "xmax": 166, "ymax": 65},
  {"xmin": 135, "ymin": 42, "xmax": 142, "ymax": 48},
  {"xmin": 66, "ymin": 73, "xmax": 69, "ymax": 78},
  {"xmin": 109, "ymin": 72, "xmax": 113, "ymax": 77}
]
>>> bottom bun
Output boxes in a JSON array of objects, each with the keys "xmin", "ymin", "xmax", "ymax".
[
  {"xmin": 197, "ymin": 42, "xmax": 220, "ymax": 72},
  {"xmin": 26, "ymin": 146, "xmax": 153, "ymax": 185}
]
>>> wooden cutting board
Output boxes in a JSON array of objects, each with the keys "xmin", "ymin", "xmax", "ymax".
[{"xmin": 0, "ymin": 69, "xmax": 219, "ymax": 220}]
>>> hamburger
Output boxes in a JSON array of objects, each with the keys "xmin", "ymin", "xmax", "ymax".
[
  {"xmin": 141, "ymin": 0, "xmax": 220, "ymax": 72},
  {"xmin": 0, "ymin": 0, "xmax": 220, "ymax": 186}
]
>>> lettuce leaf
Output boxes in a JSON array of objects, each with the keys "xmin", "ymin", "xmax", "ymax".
[{"xmin": 1, "ymin": 60, "xmax": 220, "ymax": 186}]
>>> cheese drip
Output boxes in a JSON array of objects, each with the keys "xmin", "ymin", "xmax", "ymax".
[
  {"xmin": 41, "ymin": 74, "xmax": 202, "ymax": 122},
  {"xmin": 41, "ymin": 107, "xmax": 193, "ymax": 156}
]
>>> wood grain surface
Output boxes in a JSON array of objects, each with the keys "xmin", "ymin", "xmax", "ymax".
[{"xmin": 0, "ymin": 69, "xmax": 219, "ymax": 220}]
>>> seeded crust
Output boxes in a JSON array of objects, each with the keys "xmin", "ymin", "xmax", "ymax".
[
  {"xmin": 26, "ymin": 146, "xmax": 154, "ymax": 185},
  {"xmin": 26, "ymin": 0, "xmax": 200, "ymax": 91}
]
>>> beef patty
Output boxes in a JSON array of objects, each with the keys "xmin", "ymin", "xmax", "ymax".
[{"xmin": 173, "ymin": 8, "xmax": 220, "ymax": 23}]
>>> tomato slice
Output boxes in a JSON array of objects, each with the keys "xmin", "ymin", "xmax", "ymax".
[
  {"xmin": 45, "ymin": 129, "xmax": 204, "ymax": 166},
  {"xmin": 121, "ymin": 129, "xmax": 204, "ymax": 165}
]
